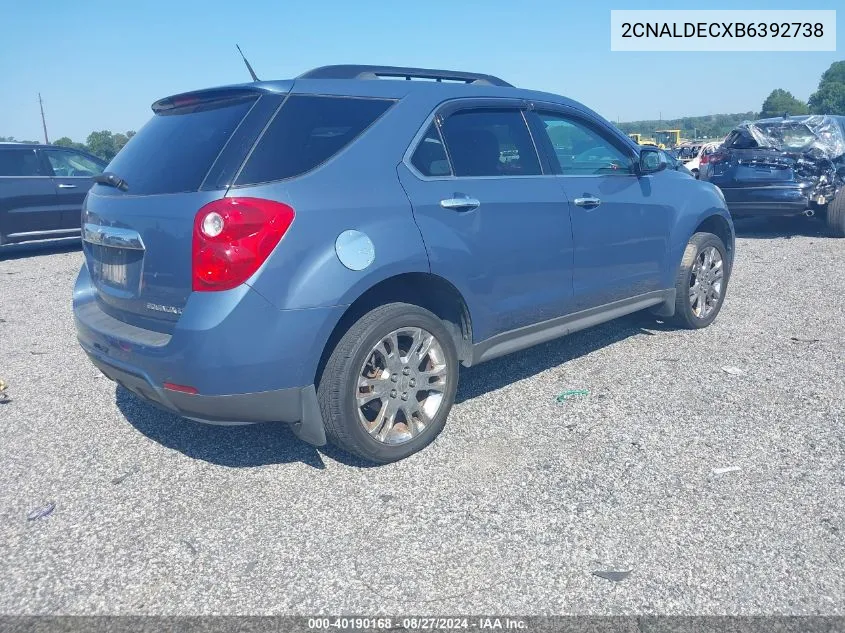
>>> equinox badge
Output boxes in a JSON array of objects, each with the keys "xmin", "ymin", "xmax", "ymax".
[{"xmin": 145, "ymin": 302, "xmax": 183, "ymax": 315}]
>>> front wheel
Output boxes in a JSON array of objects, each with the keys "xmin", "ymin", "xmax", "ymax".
[
  {"xmin": 317, "ymin": 303, "xmax": 459, "ymax": 464},
  {"xmin": 670, "ymin": 232, "xmax": 730, "ymax": 329}
]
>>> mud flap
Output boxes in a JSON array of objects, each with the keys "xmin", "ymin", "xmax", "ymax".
[
  {"xmin": 650, "ymin": 288, "xmax": 677, "ymax": 317},
  {"xmin": 290, "ymin": 385, "xmax": 327, "ymax": 446}
]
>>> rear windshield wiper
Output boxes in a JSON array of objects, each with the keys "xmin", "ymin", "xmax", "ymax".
[{"xmin": 93, "ymin": 172, "xmax": 129, "ymax": 192}]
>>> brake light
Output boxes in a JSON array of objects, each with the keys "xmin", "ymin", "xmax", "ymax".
[
  {"xmin": 701, "ymin": 151, "xmax": 728, "ymax": 166},
  {"xmin": 192, "ymin": 197, "xmax": 295, "ymax": 292}
]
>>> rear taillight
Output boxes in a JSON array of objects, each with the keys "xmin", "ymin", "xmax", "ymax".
[
  {"xmin": 192, "ymin": 197, "xmax": 295, "ymax": 292},
  {"xmin": 701, "ymin": 151, "xmax": 727, "ymax": 166}
]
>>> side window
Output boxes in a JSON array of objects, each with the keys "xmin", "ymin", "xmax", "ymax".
[
  {"xmin": 0, "ymin": 149, "xmax": 45, "ymax": 177},
  {"xmin": 410, "ymin": 124, "xmax": 451, "ymax": 177},
  {"xmin": 536, "ymin": 112, "xmax": 634, "ymax": 175},
  {"xmin": 440, "ymin": 109, "xmax": 541, "ymax": 177},
  {"xmin": 235, "ymin": 96, "xmax": 394, "ymax": 185},
  {"xmin": 44, "ymin": 150, "xmax": 104, "ymax": 177}
]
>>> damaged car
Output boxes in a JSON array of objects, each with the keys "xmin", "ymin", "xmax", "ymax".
[{"xmin": 700, "ymin": 115, "xmax": 845, "ymax": 236}]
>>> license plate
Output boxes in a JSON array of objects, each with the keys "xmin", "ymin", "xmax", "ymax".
[{"xmin": 97, "ymin": 248, "xmax": 129, "ymax": 287}]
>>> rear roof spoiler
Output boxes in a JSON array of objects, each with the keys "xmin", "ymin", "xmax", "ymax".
[
  {"xmin": 297, "ymin": 65, "xmax": 513, "ymax": 88},
  {"xmin": 151, "ymin": 86, "xmax": 265, "ymax": 113}
]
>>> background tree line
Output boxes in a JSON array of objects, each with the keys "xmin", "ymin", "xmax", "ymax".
[
  {"xmin": 760, "ymin": 60, "xmax": 845, "ymax": 118},
  {"xmin": 620, "ymin": 60, "xmax": 844, "ymax": 141},
  {"xmin": 0, "ymin": 130, "xmax": 137, "ymax": 162}
]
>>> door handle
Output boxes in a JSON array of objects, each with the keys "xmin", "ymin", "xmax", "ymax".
[
  {"xmin": 57, "ymin": 184, "xmax": 78, "ymax": 189},
  {"xmin": 573, "ymin": 197, "xmax": 601, "ymax": 208},
  {"xmin": 440, "ymin": 195, "xmax": 480, "ymax": 212}
]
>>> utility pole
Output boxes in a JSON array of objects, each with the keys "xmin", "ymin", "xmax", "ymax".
[{"xmin": 38, "ymin": 93, "xmax": 49, "ymax": 144}]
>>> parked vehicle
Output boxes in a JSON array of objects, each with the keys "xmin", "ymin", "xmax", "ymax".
[
  {"xmin": 683, "ymin": 142, "xmax": 721, "ymax": 179},
  {"xmin": 0, "ymin": 143, "xmax": 107, "ymax": 245},
  {"xmin": 659, "ymin": 149, "xmax": 695, "ymax": 177},
  {"xmin": 73, "ymin": 65, "xmax": 735, "ymax": 463},
  {"xmin": 699, "ymin": 115, "xmax": 845, "ymax": 236}
]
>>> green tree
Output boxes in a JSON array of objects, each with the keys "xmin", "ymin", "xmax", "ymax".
[
  {"xmin": 809, "ymin": 61, "xmax": 845, "ymax": 115},
  {"xmin": 817, "ymin": 60, "xmax": 845, "ymax": 87},
  {"xmin": 113, "ymin": 130, "xmax": 136, "ymax": 153},
  {"xmin": 760, "ymin": 89, "xmax": 808, "ymax": 118},
  {"xmin": 53, "ymin": 137, "xmax": 88, "ymax": 151},
  {"xmin": 85, "ymin": 130, "xmax": 118, "ymax": 161}
]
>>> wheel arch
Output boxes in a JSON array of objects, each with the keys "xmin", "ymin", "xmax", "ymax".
[
  {"xmin": 694, "ymin": 212, "xmax": 735, "ymax": 265},
  {"xmin": 315, "ymin": 272, "xmax": 474, "ymax": 386}
]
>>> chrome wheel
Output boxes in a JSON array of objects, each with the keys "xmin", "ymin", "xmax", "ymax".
[
  {"xmin": 356, "ymin": 327, "xmax": 449, "ymax": 445},
  {"xmin": 689, "ymin": 246, "xmax": 724, "ymax": 319}
]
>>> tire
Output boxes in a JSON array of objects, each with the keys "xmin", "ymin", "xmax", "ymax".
[
  {"xmin": 670, "ymin": 232, "xmax": 730, "ymax": 330},
  {"xmin": 826, "ymin": 190, "xmax": 845, "ymax": 237},
  {"xmin": 317, "ymin": 302, "xmax": 459, "ymax": 464}
]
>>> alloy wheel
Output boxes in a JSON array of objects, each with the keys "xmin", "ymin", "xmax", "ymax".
[
  {"xmin": 689, "ymin": 245, "xmax": 724, "ymax": 319},
  {"xmin": 356, "ymin": 327, "xmax": 449, "ymax": 445}
]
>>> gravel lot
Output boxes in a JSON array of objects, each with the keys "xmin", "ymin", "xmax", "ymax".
[{"xmin": 0, "ymin": 217, "xmax": 843, "ymax": 616}]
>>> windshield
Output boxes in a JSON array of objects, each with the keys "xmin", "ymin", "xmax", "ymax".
[{"xmin": 754, "ymin": 123, "xmax": 817, "ymax": 152}]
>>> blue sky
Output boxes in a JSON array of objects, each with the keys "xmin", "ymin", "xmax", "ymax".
[{"xmin": 0, "ymin": 0, "xmax": 841, "ymax": 141}]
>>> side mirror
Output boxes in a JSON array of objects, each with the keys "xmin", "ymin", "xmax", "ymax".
[{"xmin": 638, "ymin": 147, "xmax": 668, "ymax": 175}]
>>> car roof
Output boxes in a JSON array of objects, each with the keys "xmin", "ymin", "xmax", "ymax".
[
  {"xmin": 0, "ymin": 142, "xmax": 79, "ymax": 150},
  {"xmin": 0, "ymin": 142, "xmax": 46, "ymax": 148},
  {"xmin": 157, "ymin": 65, "xmax": 600, "ymax": 120}
]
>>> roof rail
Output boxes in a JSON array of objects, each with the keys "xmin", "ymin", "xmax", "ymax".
[{"xmin": 297, "ymin": 65, "xmax": 513, "ymax": 88}]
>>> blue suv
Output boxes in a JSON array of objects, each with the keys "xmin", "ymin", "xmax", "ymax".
[{"xmin": 73, "ymin": 65, "xmax": 735, "ymax": 463}]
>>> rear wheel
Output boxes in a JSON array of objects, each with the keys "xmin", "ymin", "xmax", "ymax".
[
  {"xmin": 670, "ymin": 232, "xmax": 729, "ymax": 329},
  {"xmin": 317, "ymin": 303, "xmax": 458, "ymax": 464},
  {"xmin": 826, "ymin": 190, "xmax": 845, "ymax": 237}
]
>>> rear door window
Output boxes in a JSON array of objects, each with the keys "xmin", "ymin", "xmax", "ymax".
[
  {"xmin": 0, "ymin": 148, "xmax": 45, "ymax": 176},
  {"xmin": 439, "ymin": 109, "xmax": 541, "ymax": 177},
  {"xmin": 234, "ymin": 95, "xmax": 395, "ymax": 186},
  {"xmin": 102, "ymin": 95, "xmax": 258, "ymax": 195}
]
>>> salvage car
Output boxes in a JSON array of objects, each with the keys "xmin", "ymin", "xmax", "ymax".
[
  {"xmin": 699, "ymin": 115, "xmax": 845, "ymax": 236},
  {"xmin": 0, "ymin": 143, "xmax": 107, "ymax": 245},
  {"xmin": 683, "ymin": 142, "xmax": 721, "ymax": 179},
  {"xmin": 73, "ymin": 64, "xmax": 735, "ymax": 463}
]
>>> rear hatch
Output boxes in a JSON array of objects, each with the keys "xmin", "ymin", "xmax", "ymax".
[
  {"xmin": 709, "ymin": 149, "xmax": 801, "ymax": 188},
  {"xmin": 708, "ymin": 120, "xmax": 828, "ymax": 188},
  {"xmin": 82, "ymin": 86, "xmax": 286, "ymax": 332}
]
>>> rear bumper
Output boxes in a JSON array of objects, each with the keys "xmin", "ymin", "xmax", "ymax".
[
  {"xmin": 86, "ymin": 352, "xmax": 326, "ymax": 445},
  {"xmin": 720, "ymin": 185, "xmax": 810, "ymax": 217},
  {"xmin": 73, "ymin": 264, "xmax": 343, "ymax": 445}
]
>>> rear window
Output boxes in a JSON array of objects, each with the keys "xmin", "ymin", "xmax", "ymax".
[
  {"xmin": 440, "ymin": 109, "xmax": 541, "ymax": 177},
  {"xmin": 102, "ymin": 96, "xmax": 257, "ymax": 195},
  {"xmin": 234, "ymin": 95, "xmax": 394, "ymax": 186}
]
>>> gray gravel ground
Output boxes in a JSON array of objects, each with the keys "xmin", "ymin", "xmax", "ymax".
[{"xmin": 0, "ymin": 217, "xmax": 843, "ymax": 616}]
